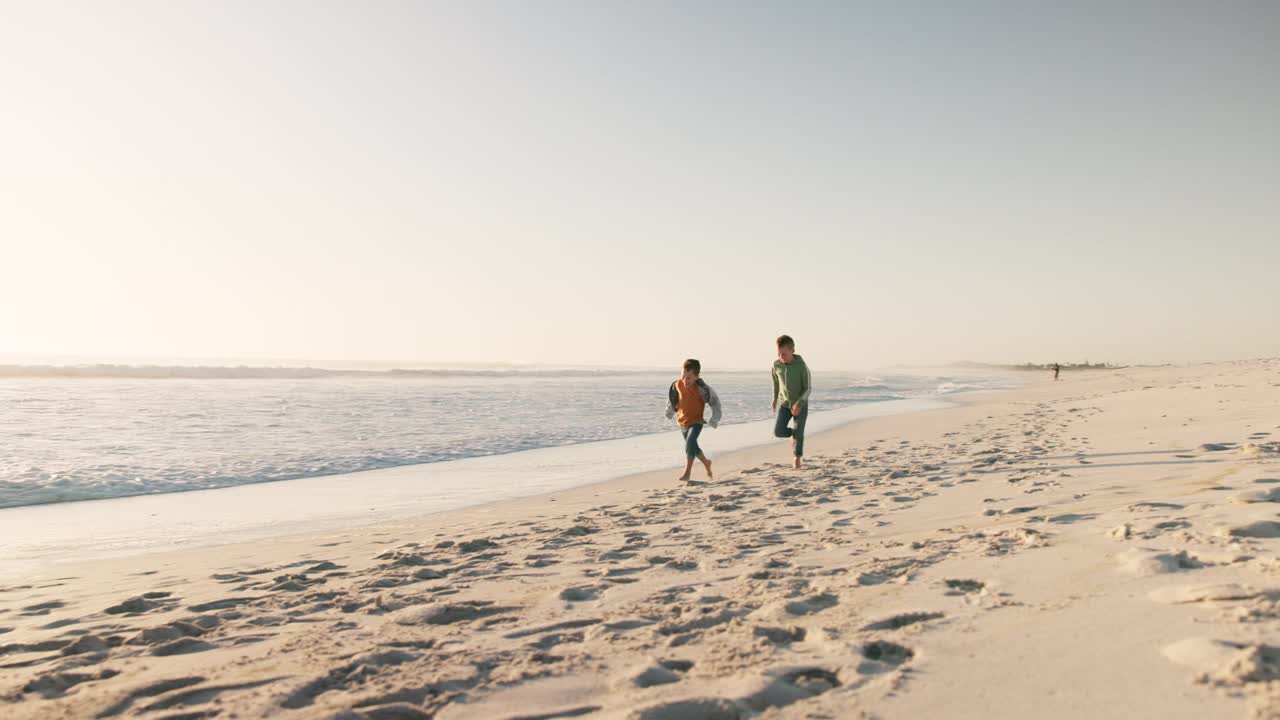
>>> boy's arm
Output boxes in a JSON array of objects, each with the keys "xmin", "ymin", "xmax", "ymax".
[
  {"xmin": 706, "ymin": 384, "xmax": 722, "ymax": 428},
  {"xmin": 795, "ymin": 359, "xmax": 813, "ymax": 407},
  {"xmin": 771, "ymin": 367, "xmax": 780, "ymax": 405},
  {"xmin": 665, "ymin": 382, "xmax": 677, "ymax": 420}
]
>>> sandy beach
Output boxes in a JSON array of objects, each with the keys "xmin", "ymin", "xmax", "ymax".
[{"xmin": 3, "ymin": 360, "xmax": 1279, "ymax": 719}]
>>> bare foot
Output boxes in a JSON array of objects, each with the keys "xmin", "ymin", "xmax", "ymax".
[
  {"xmin": 793, "ymin": 456, "xmax": 802, "ymax": 470},
  {"xmin": 701, "ymin": 458, "xmax": 713, "ymax": 479},
  {"xmin": 677, "ymin": 473, "xmax": 691, "ymax": 482}
]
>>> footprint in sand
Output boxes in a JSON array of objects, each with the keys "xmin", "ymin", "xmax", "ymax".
[
  {"xmin": 599, "ymin": 549, "xmax": 638, "ymax": 561},
  {"xmin": 943, "ymin": 579, "xmax": 985, "ymax": 595},
  {"xmin": 1116, "ymin": 548, "xmax": 1205, "ymax": 576},
  {"xmin": 631, "ymin": 698, "xmax": 743, "ymax": 720},
  {"xmin": 151, "ymin": 637, "xmax": 217, "ymax": 656},
  {"xmin": 103, "ymin": 592, "xmax": 179, "ymax": 616},
  {"xmin": 1048, "ymin": 513, "xmax": 1097, "ymax": 524},
  {"xmin": 94, "ymin": 675, "xmax": 209, "ymax": 717},
  {"xmin": 1228, "ymin": 487, "xmax": 1280, "ymax": 504},
  {"xmin": 60, "ymin": 634, "xmax": 113, "ymax": 657},
  {"xmin": 659, "ymin": 606, "xmax": 746, "ymax": 638},
  {"xmin": 863, "ymin": 611, "xmax": 945, "ymax": 631},
  {"xmin": 982, "ymin": 505, "xmax": 1040, "ymax": 517},
  {"xmin": 1244, "ymin": 442, "xmax": 1280, "ymax": 457},
  {"xmin": 375, "ymin": 549, "xmax": 443, "ymax": 568},
  {"xmin": 753, "ymin": 625, "xmax": 806, "ymax": 644},
  {"xmin": 392, "ymin": 600, "xmax": 518, "ymax": 626},
  {"xmin": 617, "ymin": 658, "xmax": 695, "ymax": 689},
  {"xmin": 783, "ymin": 593, "xmax": 838, "ymax": 616},
  {"xmin": 558, "ymin": 585, "xmax": 607, "ymax": 602},
  {"xmin": 1148, "ymin": 583, "xmax": 1261, "ymax": 604},
  {"xmin": 455, "ymin": 538, "xmax": 500, "ymax": 553},
  {"xmin": 280, "ymin": 650, "xmax": 417, "ymax": 709},
  {"xmin": 1127, "ymin": 502, "xmax": 1186, "ymax": 513},
  {"xmin": 528, "ymin": 631, "xmax": 585, "ymax": 651},
  {"xmin": 1161, "ymin": 636, "xmax": 1280, "ymax": 697},
  {"xmin": 343, "ymin": 702, "xmax": 434, "ymax": 719},
  {"xmin": 19, "ymin": 600, "xmax": 66, "ymax": 617},
  {"xmin": 859, "ymin": 640, "xmax": 914, "ymax": 674},
  {"xmin": 127, "ymin": 616, "xmax": 219, "ymax": 648},
  {"xmin": 740, "ymin": 667, "xmax": 841, "ymax": 712},
  {"xmin": 187, "ymin": 596, "xmax": 261, "ymax": 613},
  {"xmin": 1220, "ymin": 521, "xmax": 1280, "ymax": 539},
  {"xmin": 136, "ymin": 678, "xmax": 281, "ymax": 714},
  {"xmin": 630, "ymin": 666, "xmax": 840, "ymax": 720},
  {"xmin": 503, "ymin": 617, "xmax": 602, "ymax": 640},
  {"xmin": 21, "ymin": 668, "xmax": 120, "ymax": 699}
]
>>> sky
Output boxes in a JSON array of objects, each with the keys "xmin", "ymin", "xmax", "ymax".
[{"xmin": 2, "ymin": 1, "xmax": 1277, "ymax": 371}]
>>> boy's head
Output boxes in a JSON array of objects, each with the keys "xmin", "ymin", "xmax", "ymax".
[
  {"xmin": 776, "ymin": 335, "xmax": 796, "ymax": 363},
  {"xmin": 681, "ymin": 358, "xmax": 701, "ymax": 385}
]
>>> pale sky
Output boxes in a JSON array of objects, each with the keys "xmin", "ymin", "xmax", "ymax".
[{"xmin": 2, "ymin": 2, "xmax": 1277, "ymax": 370}]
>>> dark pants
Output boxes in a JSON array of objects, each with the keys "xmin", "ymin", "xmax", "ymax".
[
  {"xmin": 774, "ymin": 402, "xmax": 808, "ymax": 457},
  {"xmin": 681, "ymin": 423, "xmax": 704, "ymax": 460}
]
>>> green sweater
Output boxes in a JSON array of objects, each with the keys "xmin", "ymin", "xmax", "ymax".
[{"xmin": 772, "ymin": 354, "xmax": 812, "ymax": 408}]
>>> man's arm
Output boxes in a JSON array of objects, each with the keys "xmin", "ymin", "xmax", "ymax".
[{"xmin": 771, "ymin": 367, "xmax": 780, "ymax": 406}]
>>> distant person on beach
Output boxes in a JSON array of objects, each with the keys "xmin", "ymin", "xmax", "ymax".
[
  {"xmin": 771, "ymin": 335, "xmax": 812, "ymax": 469},
  {"xmin": 665, "ymin": 358, "xmax": 721, "ymax": 482},
  {"xmin": 1053, "ymin": 363, "xmax": 1061, "ymax": 381}
]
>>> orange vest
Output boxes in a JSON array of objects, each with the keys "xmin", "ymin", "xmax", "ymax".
[{"xmin": 675, "ymin": 380, "xmax": 705, "ymax": 427}]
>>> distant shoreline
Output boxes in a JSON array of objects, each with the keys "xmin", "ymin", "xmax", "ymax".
[
  {"xmin": 0, "ymin": 363, "xmax": 1016, "ymax": 380},
  {"xmin": 0, "ymin": 364, "xmax": 684, "ymax": 380}
]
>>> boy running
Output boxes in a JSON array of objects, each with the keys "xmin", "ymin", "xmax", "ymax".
[
  {"xmin": 665, "ymin": 358, "xmax": 721, "ymax": 482},
  {"xmin": 771, "ymin": 335, "xmax": 812, "ymax": 469}
]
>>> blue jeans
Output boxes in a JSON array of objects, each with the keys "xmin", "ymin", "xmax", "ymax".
[
  {"xmin": 774, "ymin": 402, "xmax": 808, "ymax": 457},
  {"xmin": 681, "ymin": 424, "xmax": 704, "ymax": 460}
]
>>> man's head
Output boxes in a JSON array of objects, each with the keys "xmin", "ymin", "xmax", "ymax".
[
  {"xmin": 776, "ymin": 335, "xmax": 796, "ymax": 363},
  {"xmin": 682, "ymin": 358, "xmax": 701, "ymax": 385}
]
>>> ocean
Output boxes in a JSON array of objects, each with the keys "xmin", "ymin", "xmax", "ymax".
[{"xmin": 0, "ymin": 367, "xmax": 1008, "ymax": 510}]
